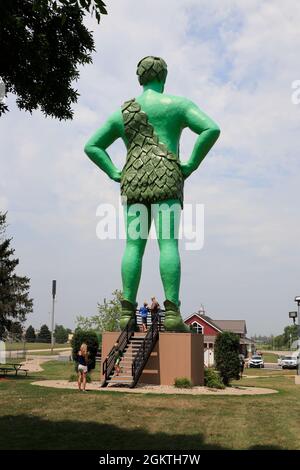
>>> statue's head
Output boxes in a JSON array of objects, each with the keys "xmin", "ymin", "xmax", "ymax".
[{"xmin": 136, "ymin": 56, "xmax": 168, "ymax": 86}]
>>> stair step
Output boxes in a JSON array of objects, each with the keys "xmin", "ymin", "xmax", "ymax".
[
  {"xmin": 108, "ymin": 381, "xmax": 132, "ymax": 386},
  {"xmin": 110, "ymin": 376, "xmax": 133, "ymax": 380}
]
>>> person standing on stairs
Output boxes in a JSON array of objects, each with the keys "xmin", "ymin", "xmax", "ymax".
[
  {"xmin": 150, "ymin": 296, "xmax": 160, "ymax": 323},
  {"xmin": 139, "ymin": 301, "xmax": 149, "ymax": 332},
  {"xmin": 107, "ymin": 342, "xmax": 123, "ymax": 376}
]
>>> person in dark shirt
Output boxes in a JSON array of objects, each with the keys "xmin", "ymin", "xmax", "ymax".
[
  {"xmin": 150, "ymin": 296, "xmax": 160, "ymax": 322},
  {"xmin": 239, "ymin": 354, "xmax": 245, "ymax": 378},
  {"xmin": 139, "ymin": 302, "xmax": 149, "ymax": 332},
  {"xmin": 77, "ymin": 343, "xmax": 89, "ymax": 391}
]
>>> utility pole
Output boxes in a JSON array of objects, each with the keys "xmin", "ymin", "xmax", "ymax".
[
  {"xmin": 296, "ymin": 297, "xmax": 300, "ymax": 376},
  {"xmin": 51, "ymin": 280, "xmax": 56, "ymax": 354}
]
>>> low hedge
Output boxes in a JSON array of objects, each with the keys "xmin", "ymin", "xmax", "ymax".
[{"xmin": 204, "ymin": 368, "xmax": 225, "ymax": 389}]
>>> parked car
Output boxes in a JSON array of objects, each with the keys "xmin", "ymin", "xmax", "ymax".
[
  {"xmin": 281, "ymin": 355, "xmax": 299, "ymax": 369},
  {"xmin": 249, "ymin": 355, "xmax": 264, "ymax": 368}
]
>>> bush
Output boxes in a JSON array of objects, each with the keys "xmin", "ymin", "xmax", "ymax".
[
  {"xmin": 204, "ymin": 368, "xmax": 225, "ymax": 389},
  {"xmin": 214, "ymin": 331, "xmax": 240, "ymax": 386},
  {"xmin": 71, "ymin": 329, "xmax": 99, "ymax": 371},
  {"xmin": 174, "ymin": 377, "xmax": 193, "ymax": 388},
  {"xmin": 69, "ymin": 373, "xmax": 92, "ymax": 383}
]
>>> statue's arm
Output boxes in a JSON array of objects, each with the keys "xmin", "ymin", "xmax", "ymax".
[
  {"xmin": 84, "ymin": 111, "xmax": 123, "ymax": 182},
  {"xmin": 181, "ymin": 100, "xmax": 220, "ymax": 178}
]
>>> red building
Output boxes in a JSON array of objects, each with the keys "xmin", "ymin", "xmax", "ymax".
[{"xmin": 184, "ymin": 311, "xmax": 255, "ymax": 366}]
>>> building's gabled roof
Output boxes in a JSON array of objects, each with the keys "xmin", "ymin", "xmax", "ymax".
[
  {"xmin": 184, "ymin": 312, "xmax": 247, "ymax": 335},
  {"xmin": 240, "ymin": 336, "xmax": 255, "ymax": 345},
  {"xmin": 184, "ymin": 312, "xmax": 223, "ymax": 333},
  {"xmin": 213, "ymin": 320, "xmax": 247, "ymax": 335}
]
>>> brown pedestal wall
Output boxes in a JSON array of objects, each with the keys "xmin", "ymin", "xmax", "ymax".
[
  {"xmin": 101, "ymin": 331, "xmax": 204, "ymax": 386},
  {"xmin": 140, "ymin": 332, "xmax": 204, "ymax": 386}
]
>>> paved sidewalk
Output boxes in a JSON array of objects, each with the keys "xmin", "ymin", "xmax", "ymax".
[{"xmin": 31, "ymin": 380, "xmax": 278, "ymax": 396}]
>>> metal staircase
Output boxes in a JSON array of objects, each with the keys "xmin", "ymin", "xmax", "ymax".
[{"xmin": 101, "ymin": 312, "xmax": 163, "ymax": 388}]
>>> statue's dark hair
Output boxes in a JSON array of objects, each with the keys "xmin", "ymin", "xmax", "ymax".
[{"xmin": 136, "ymin": 56, "xmax": 168, "ymax": 85}]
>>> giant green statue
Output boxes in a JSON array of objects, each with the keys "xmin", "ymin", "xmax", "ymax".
[{"xmin": 85, "ymin": 56, "xmax": 220, "ymax": 331}]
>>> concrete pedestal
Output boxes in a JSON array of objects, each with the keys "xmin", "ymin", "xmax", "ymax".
[
  {"xmin": 101, "ymin": 331, "xmax": 204, "ymax": 386},
  {"xmin": 295, "ymin": 375, "xmax": 300, "ymax": 385}
]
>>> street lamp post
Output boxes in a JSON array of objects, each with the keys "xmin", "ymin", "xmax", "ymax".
[
  {"xmin": 51, "ymin": 280, "xmax": 56, "ymax": 354},
  {"xmin": 294, "ymin": 296, "xmax": 300, "ymax": 376}
]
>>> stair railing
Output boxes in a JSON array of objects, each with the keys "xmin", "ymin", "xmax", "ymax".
[
  {"xmin": 130, "ymin": 312, "xmax": 162, "ymax": 388},
  {"xmin": 101, "ymin": 314, "xmax": 137, "ymax": 387}
]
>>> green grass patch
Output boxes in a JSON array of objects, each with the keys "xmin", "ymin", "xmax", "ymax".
[
  {"xmin": 26, "ymin": 350, "xmax": 71, "ymax": 357},
  {"xmin": 261, "ymin": 352, "xmax": 279, "ymax": 363},
  {"xmin": 0, "ymin": 360, "xmax": 299, "ymax": 450},
  {"xmin": 5, "ymin": 343, "xmax": 70, "ymax": 351}
]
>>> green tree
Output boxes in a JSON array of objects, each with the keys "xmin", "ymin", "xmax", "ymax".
[
  {"xmin": 0, "ymin": 212, "xmax": 33, "ymax": 340},
  {"xmin": 54, "ymin": 324, "xmax": 68, "ymax": 343},
  {"xmin": 37, "ymin": 324, "xmax": 51, "ymax": 343},
  {"xmin": 283, "ymin": 325, "xmax": 298, "ymax": 347},
  {"xmin": 76, "ymin": 289, "xmax": 123, "ymax": 332},
  {"xmin": 214, "ymin": 331, "xmax": 240, "ymax": 386},
  {"xmin": 273, "ymin": 333, "xmax": 285, "ymax": 349},
  {"xmin": 0, "ymin": 0, "xmax": 107, "ymax": 119},
  {"xmin": 25, "ymin": 325, "xmax": 36, "ymax": 343},
  {"xmin": 71, "ymin": 329, "xmax": 99, "ymax": 371},
  {"xmin": 9, "ymin": 321, "xmax": 23, "ymax": 341}
]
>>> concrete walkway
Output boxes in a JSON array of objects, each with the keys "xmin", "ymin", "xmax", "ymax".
[
  {"xmin": 21, "ymin": 357, "xmax": 51, "ymax": 373},
  {"xmin": 31, "ymin": 380, "xmax": 278, "ymax": 396}
]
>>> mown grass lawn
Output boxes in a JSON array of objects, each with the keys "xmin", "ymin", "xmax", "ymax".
[
  {"xmin": 5, "ymin": 342, "xmax": 70, "ymax": 351},
  {"xmin": 26, "ymin": 349, "xmax": 71, "ymax": 356},
  {"xmin": 0, "ymin": 361, "xmax": 299, "ymax": 450},
  {"xmin": 261, "ymin": 352, "xmax": 279, "ymax": 363}
]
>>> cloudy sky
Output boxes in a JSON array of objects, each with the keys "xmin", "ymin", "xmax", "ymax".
[{"xmin": 1, "ymin": 0, "xmax": 300, "ymax": 336}]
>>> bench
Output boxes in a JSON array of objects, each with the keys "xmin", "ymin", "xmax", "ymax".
[
  {"xmin": 16, "ymin": 368, "xmax": 29, "ymax": 376},
  {"xmin": 0, "ymin": 367, "xmax": 29, "ymax": 376},
  {"xmin": 0, "ymin": 367, "xmax": 15, "ymax": 376}
]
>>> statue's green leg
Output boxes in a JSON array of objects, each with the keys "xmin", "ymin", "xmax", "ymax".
[
  {"xmin": 120, "ymin": 203, "xmax": 151, "ymax": 329},
  {"xmin": 153, "ymin": 199, "xmax": 181, "ymax": 304},
  {"xmin": 153, "ymin": 199, "xmax": 189, "ymax": 332}
]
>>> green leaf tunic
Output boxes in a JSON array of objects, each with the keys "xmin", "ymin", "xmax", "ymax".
[{"xmin": 120, "ymin": 99, "xmax": 184, "ymax": 207}]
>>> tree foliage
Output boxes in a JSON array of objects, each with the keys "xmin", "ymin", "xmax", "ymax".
[
  {"xmin": 0, "ymin": 212, "xmax": 33, "ymax": 340},
  {"xmin": 0, "ymin": 0, "xmax": 107, "ymax": 119},
  {"xmin": 76, "ymin": 289, "xmax": 123, "ymax": 332},
  {"xmin": 25, "ymin": 325, "xmax": 36, "ymax": 343},
  {"xmin": 9, "ymin": 321, "xmax": 24, "ymax": 341},
  {"xmin": 37, "ymin": 324, "xmax": 51, "ymax": 343},
  {"xmin": 214, "ymin": 331, "xmax": 240, "ymax": 386},
  {"xmin": 54, "ymin": 324, "xmax": 69, "ymax": 343},
  {"xmin": 273, "ymin": 324, "xmax": 299, "ymax": 349}
]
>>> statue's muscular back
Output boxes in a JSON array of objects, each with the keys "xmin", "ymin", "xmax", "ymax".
[{"xmin": 114, "ymin": 90, "xmax": 191, "ymax": 157}]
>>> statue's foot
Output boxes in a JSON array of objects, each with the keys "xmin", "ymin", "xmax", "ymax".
[
  {"xmin": 163, "ymin": 300, "xmax": 190, "ymax": 332},
  {"xmin": 120, "ymin": 299, "xmax": 136, "ymax": 330}
]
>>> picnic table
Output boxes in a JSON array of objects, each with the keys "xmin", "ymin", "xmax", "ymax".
[{"xmin": 0, "ymin": 363, "xmax": 29, "ymax": 376}]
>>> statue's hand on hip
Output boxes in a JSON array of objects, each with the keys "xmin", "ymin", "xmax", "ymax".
[
  {"xmin": 111, "ymin": 169, "xmax": 122, "ymax": 183},
  {"xmin": 180, "ymin": 162, "xmax": 193, "ymax": 180}
]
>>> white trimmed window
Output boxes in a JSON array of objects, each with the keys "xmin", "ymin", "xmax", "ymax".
[{"xmin": 192, "ymin": 321, "xmax": 203, "ymax": 334}]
